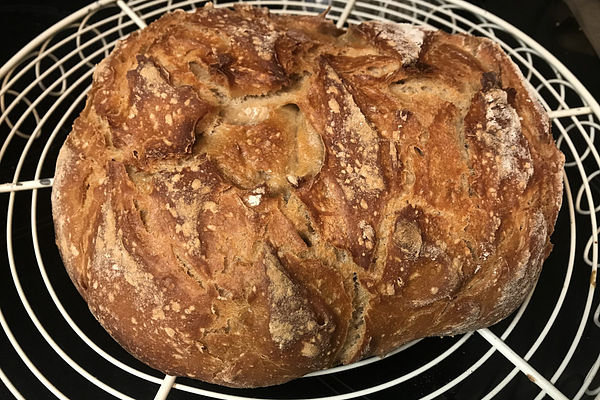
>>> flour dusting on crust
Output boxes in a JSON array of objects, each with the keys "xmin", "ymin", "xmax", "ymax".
[
  {"xmin": 483, "ymin": 88, "xmax": 533, "ymax": 183},
  {"xmin": 358, "ymin": 22, "xmax": 430, "ymax": 65}
]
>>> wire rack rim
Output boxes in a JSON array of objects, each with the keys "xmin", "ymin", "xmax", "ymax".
[{"xmin": 1, "ymin": 1, "xmax": 599, "ymax": 400}]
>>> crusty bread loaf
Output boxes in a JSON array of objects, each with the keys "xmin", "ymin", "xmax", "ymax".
[{"xmin": 51, "ymin": 3, "xmax": 564, "ymax": 388}]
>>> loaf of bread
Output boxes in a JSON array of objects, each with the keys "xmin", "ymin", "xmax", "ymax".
[{"xmin": 52, "ymin": 3, "xmax": 564, "ymax": 388}]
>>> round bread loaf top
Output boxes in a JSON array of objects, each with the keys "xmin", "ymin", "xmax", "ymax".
[{"xmin": 52, "ymin": 3, "xmax": 564, "ymax": 388}]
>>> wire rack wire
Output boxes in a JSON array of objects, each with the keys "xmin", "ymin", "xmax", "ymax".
[{"xmin": 1, "ymin": 0, "xmax": 599, "ymax": 399}]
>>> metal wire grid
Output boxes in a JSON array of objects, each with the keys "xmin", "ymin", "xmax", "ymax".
[{"xmin": 0, "ymin": 0, "xmax": 599, "ymax": 399}]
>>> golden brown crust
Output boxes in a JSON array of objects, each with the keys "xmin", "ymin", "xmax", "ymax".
[{"xmin": 52, "ymin": 4, "xmax": 564, "ymax": 388}]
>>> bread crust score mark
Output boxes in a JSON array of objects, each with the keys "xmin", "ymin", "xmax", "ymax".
[{"xmin": 51, "ymin": 3, "xmax": 564, "ymax": 388}]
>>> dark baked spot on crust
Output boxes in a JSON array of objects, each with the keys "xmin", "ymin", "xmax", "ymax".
[
  {"xmin": 393, "ymin": 218, "xmax": 422, "ymax": 260},
  {"xmin": 481, "ymin": 71, "xmax": 501, "ymax": 92}
]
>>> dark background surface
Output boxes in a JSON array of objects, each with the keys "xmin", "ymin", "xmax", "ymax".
[{"xmin": 0, "ymin": 1, "xmax": 599, "ymax": 400}]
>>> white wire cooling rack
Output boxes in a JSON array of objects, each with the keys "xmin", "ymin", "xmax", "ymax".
[{"xmin": 1, "ymin": 0, "xmax": 600, "ymax": 399}]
